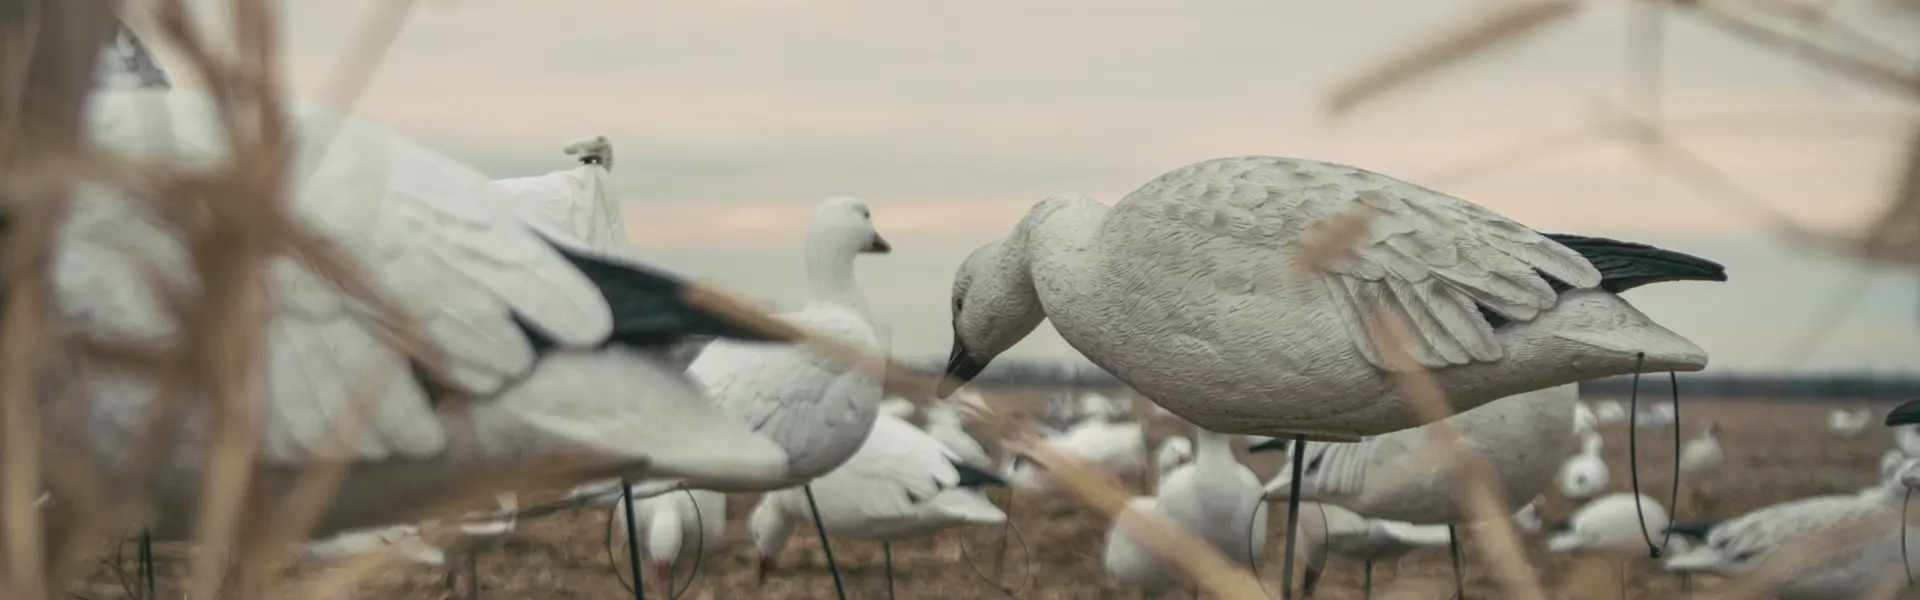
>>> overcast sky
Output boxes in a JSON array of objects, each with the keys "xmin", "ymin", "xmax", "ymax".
[{"xmin": 209, "ymin": 0, "xmax": 1920, "ymax": 372}]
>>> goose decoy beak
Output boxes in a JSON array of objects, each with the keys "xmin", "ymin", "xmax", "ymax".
[
  {"xmin": 1247, "ymin": 437, "xmax": 1291, "ymax": 454},
  {"xmin": 864, "ymin": 232, "xmax": 892, "ymax": 254},
  {"xmin": 953, "ymin": 461, "xmax": 1008, "ymax": 488},
  {"xmin": 1666, "ymin": 521, "xmax": 1718, "ymax": 540},
  {"xmin": 1886, "ymin": 399, "xmax": 1920, "ymax": 426},
  {"xmin": 937, "ymin": 335, "xmax": 988, "ymax": 398}
]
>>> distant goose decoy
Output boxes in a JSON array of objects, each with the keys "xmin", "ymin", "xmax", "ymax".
[
  {"xmin": 1155, "ymin": 435, "xmax": 1194, "ymax": 480},
  {"xmin": 924, "ymin": 400, "xmax": 993, "ymax": 471},
  {"xmin": 1546, "ymin": 493, "xmax": 1680, "ymax": 556},
  {"xmin": 1005, "ymin": 419, "xmax": 1147, "ymax": 496},
  {"xmin": 1557, "ymin": 431, "xmax": 1611, "ymax": 501},
  {"xmin": 56, "ymin": 88, "xmax": 797, "ymax": 541},
  {"xmin": 1829, "ymin": 408, "xmax": 1871, "ymax": 438},
  {"xmin": 611, "ymin": 488, "xmax": 727, "ymax": 598},
  {"xmin": 1594, "ymin": 400, "xmax": 1629, "ymax": 426},
  {"xmin": 1678, "ymin": 422, "xmax": 1723, "ymax": 475},
  {"xmin": 879, "ymin": 397, "xmax": 917, "ymax": 420},
  {"xmin": 1574, "ymin": 401, "xmax": 1599, "ymax": 436},
  {"xmin": 750, "ymin": 415, "xmax": 1008, "ymax": 586},
  {"xmin": 936, "ymin": 156, "xmax": 1724, "ymax": 440},
  {"xmin": 1289, "ymin": 502, "xmax": 1542, "ymax": 599}
]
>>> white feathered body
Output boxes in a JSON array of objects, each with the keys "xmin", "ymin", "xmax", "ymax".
[
  {"xmin": 56, "ymin": 89, "xmax": 787, "ymax": 539},
  {"xmin": 980, "ymin": 157, "xmax": 1706, "ymax": 439},
  {"xmin": 754, "ymin": 415, "xmax": 1005, "ymax": 545},
  {"xmin": 1547, "ymin": 493, "xmax": 1674, "ymax": 556},
  {"xmin": 613, "ymin": 489, "xmax": 728, "ymax": 571},
  {"xmin": 690, "ymin": 304, "xmax": 883, "ymax": 487},
  {"xmin": 1666, "ymin": 493, "xmax": 1915, "ymax": 600},
  {"xmin": 1270, "ymin": 383, "xmax": 1577, "ymax": 523},
  {"xmin": 1008, "ymin": 420, "xmax": 1145, "ymax": 495}
]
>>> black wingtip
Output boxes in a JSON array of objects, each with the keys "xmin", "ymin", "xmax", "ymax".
[
  {"xmin": 1666, "ymin": 521, "xmax": 1718, "ymax": 540},
  {"xmin": 953, "ymin": 461, "xmax": 1007, "ymax": 488},
  {"xmin": 1542, "ymin": 233, "xmax": 1728, "ymax": 293},
  {"xmin": 534, "ymin": 236, "xmax": 790, "ymax": 349},
  {"xmin": 1247, "ymin": 437, "xmax": 1291, "ymax": 454},
  {"xmin": 1887, "ymin": 399, "xmax": 1920, "ymax": 427}
]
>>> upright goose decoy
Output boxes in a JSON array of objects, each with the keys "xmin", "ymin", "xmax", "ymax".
[
  {"xmin": 53, "ymin": 88, "xmax": 794, "ymax": 540},
  {"xmin": 1557, "ymin": 430, "xmax": 1611, "ymax": 501},
  {"xmin": 750, "ymin": 414, "xmax": 1007, "ymax": 581},
  {"xmin": 1103, "ymin": 427, "xmax": 1268, "ymax": 593},
  {"xmin": 1573, "ymin": 401, "xmax": 1598, "ymax": 436},
  {"xmin": 936, "ymin": 156, "xmax": 1725, "ymax": 439},
  {"xmin": 682, "ymin": 196, "xmax": 893, "ymax": 490},
  {"xmin": 1678, "ymin": 421, "xmax": 1723, "ymax": 475},
  {"xmin": 1154, "ymin": 435, "xmax": 1194, "ymax": 479}
]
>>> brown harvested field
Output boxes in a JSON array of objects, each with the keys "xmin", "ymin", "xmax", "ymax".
[{"xmin": 87, "ymin": 387, "xmax": 1920, "ymax": 599}]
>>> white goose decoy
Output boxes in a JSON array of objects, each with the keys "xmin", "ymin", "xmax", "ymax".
[
  {"xmin": 1557, "ymin": 430, "xmax": 1611, "ymax": 500},
  {"xmin": 1103, "ymin": 427, "xmax": 1269, "ymax": 592},
  {"xmin": 1546, "ymin": 492, "xmax": 1679, "ymax": 556},
  {"xmin": 1253, "ymin": 383, "xmax": 1579, "ymax": 524},
  {"xmin": 749, "ymin": 414, "xmax": 1007, "ymax": 581},
  {"xmin": 879, "ymin": 397, "xmax": 917, "ymax": 420},
  {"xmin": 1594, "ymin": 400, "xmax": 1629, "ymax": 426},
  {"xmin": 1290, "ymin": 501, "xmax": 1542, "ymax": 598},
  {"xmin": 684, "ymin": 197, "xmax": 893, "ymax": 491},
  {"xmin": 1633, "ymin": 402, "xmax": 1676, "ymax": 429},
  {"xmin": 1828, "ymin": 408, "xmax": 1871, "ymax": 438},
  {"xmin": 611, "ymin": 488, "xmax": 726, "ymax": 598},
  {"xmin": 1005, "ymin": 419, "xmax": 1147, "ymax": 495},
  {"xmin": 1573, "ymin": 401, "xmax": 1598, "ymax": 435},
  {"xmin": 934, "ymin": 156, "xmax": 1724, "ymax": 440},
  {"xmin": 1154, "ymin": 435, "xmax": 1194, "ymax": 479},
  {"xmin": 924, "ymin": 401, "xmax": 992, "ymax": 471},
  {"xmin": 57, "ymin": 88, "xmax": 798, "ymax": 540},
  {"xmin": 1078, "ymin": 392, "xmax": 1125, "ymax": 423},
  {"xmin": 1663, "ymin": 490, "xmax": 1915, "ymax": 600},
  {"xmin": 1678, "ymin": 421, "xmax": 1723, "ymax": 475}
]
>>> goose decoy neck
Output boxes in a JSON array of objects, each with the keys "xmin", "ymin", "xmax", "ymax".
[{"xmin": 1886, "ymin": 399, "xmax": 1920, "ymax": 426}]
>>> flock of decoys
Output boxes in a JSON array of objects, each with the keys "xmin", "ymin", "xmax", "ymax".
[{"xmin": 42, "ymin": 23, "xmax": 1920, "ymax": 600}]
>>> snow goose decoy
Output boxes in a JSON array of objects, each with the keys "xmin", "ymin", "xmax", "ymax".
[
  {"xmin": 1829, "ymin": 408, "xmax": 1871, "ymax": 438},
  {"xmin": 1289, "ymin": 501, "xmax": 1540, "ymax": 598},
  {"xmin": 1573, "ymin": 401, "xmax": 1599, "ymax": 436},
  {"xmin": 1663, "ymin": 490, "xmax": 1916, "ymax": 600},
  {"xmin": 611, "ymin": 488, "xmax": 726, "ymax": 598},
  {"xmin": 1594, "ymin": 400, "xmax": 1629, "ymax": 426},
  {"xmin": 1253, "ymin": 383, "xmax": 1578, "ymax": 598},
  {"xmin": 683, "ymin": 196, "xmax": 893, "ymax": 491},
  {"xmin": 924, "ymin": 400, "xmax": 992, "ymax": 471},
  {"xmin": 1546, "ymin": 493, "xmax": 1679, "ymax": 556},
  {"xmin": 1154, "ymin": 435, "xmax": 1194, "ymax": 479},
  {"xmin": 879, "ymin": 397, "xmax": 917, "ymax": 420},
  {"xmin": 54, "ymin": 87, "xmax": 796, "ymax": 540},
  {"xmin": 1557, "ymin": 430, "xmax": 1611, "ymax": 501},
  {"xmin": 1678, "ymin": 421, "xmax": 1723, "ymax": 475},
  {"xmin": 1102, "ymin": 427, "xmax": 1268, "ymax": 593},
  {"xmin": 749, "ymin": 414, "xmax": 1007, "ymax": 585},
  {"xmin": 1634, "ymin": 402, "xmax": 1677, "ymax": 429},
  {"xmin": 1005, "ymin": 419, "xmax": 1147, "ymax": 496},
  {"xmin": 936, "ymin": 156, "xmax": 1724, "ymax": 440}
]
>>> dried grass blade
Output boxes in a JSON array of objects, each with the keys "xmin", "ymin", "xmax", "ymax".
[{"xmin": 1324, "ymin": 0, "xmax": 1581, "ymax": 118}]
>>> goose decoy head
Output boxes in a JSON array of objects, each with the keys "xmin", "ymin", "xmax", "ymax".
[
  {"xmin": 1886, "ymin": 399, "xmax": 1920, "ymax": 426},
  {"xmin": 1247, "ymin": 437, "xmax": 1291, "ymax": 454},
  {"xmin": 953, "ymin": 461, "xmax": 1009, "ymax": 488},
  {"xmin": 938, "ymin": 243, "xmax": 1045, "ymax": 398}
]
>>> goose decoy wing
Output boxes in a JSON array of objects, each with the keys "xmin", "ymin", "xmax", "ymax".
[
  {"xmin": 1111, "ymin": 157, "xmax": 1602, "ymax": 372},
  {"xmin": 67, "ymin": 89, "xmax": 770, "ymax": 466}
]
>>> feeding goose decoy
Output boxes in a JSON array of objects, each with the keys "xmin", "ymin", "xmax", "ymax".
[
  {"xmin": 936, "ymin": 156, "xmax": 1724, "ymax": 440},
  {"xmin": 51, "ymin": 87, "xmax": 796, "ymax": 540},
  {"xmin": 611, "ymin": 488, "xmax": 727, "ymax": 598},
  {"xmin": 1546, "ymin": 493, "xmax": 1679, "ymax": 556},
  {"xmin": 1253, "ymin": 383, "xmax": 1579, "ymax": 523},
  {"xmin": 1663, "ymin": 488, "xmax": 1918, "ymax": 600},
  {"xmin": 1253, "ymin": 383, "xmax": 1578, "ymax": 599},
  {"xmin": 1288, "ymin": 501, "xmax": 1541, "ymax": 599},
  {"xmin": 750, "ymin": 414, "xmax": 1007, "ymax": 583}
]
